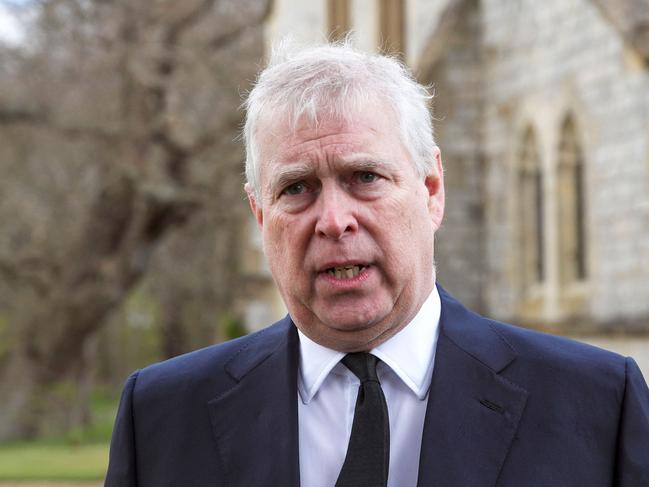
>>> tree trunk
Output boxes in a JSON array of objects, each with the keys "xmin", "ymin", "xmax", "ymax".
[
  {"xmin": 0, "ymin": 342, "xmax": 91, "ymax": 440},
  {"xmin": 0, "ymin": 177, "xmax": 195, "ymax": 440},
  {"xmin": 0, "ymin": 0, "xmax": 271, "ymax": 441}
]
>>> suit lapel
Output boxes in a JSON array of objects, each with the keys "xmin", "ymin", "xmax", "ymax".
[
  {"xmin": 208, "ymin": 318, "xmax": 300, "ymax": 487},
  {"xmin": 206, "ymin": 290, "xmax": 527, "ymax": 487},
  {"xmin": 417, "ymin": 289, "xmax": 529, "ymax": 487}
]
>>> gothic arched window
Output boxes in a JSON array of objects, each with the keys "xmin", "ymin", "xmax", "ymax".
[
  {"xmin": 518, "ymin": 127, "xmax": 545, "ymax": 290},
  {"xmin": 327, "ymin": 0, "xmax": 351, "ymax": 41},
  {"xmin": 378, "ymin": 0, "xmax": 405, "ymax": 58},
  {"xmin": 557, "ymin": 115, "xmax": 588, "ymax": 284}
]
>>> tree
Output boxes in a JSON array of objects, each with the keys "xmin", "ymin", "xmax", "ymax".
[{"xmin": 0, "ymin": 0, "xmax": 270, "ymax": 440}]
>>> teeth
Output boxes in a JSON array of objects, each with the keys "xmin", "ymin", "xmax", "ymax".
[{"xmin": 327, "ymin": 265, "xmax": 365, "ymax": 279}]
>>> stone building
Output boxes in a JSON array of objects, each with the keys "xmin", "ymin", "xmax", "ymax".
[
  {"xmin": 246, "ymin": 0, "xmax": 649, "ymax": 335},
  {"xmin": 417, "ymin": 0, "xmax": 649, "ymax": 334}
]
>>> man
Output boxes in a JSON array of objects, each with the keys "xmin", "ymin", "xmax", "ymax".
[{"xmin": 105, "ymin": 42, "xmax": 649, "ymax": 487}]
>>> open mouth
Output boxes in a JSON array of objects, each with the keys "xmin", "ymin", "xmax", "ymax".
[{"xmin": 325, "ymin": 264, "xmax": 369, "ymax": 280}]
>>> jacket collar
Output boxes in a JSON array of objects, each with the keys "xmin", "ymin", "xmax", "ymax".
[
  {"xmin": 417, "ymin": 286, "xmax": 529, "ymax": 487},
  {"xmin": 208, "ymin": 287, "xmax": 528, "ymax": 487},
  {"xmin": 297, "ymin": 286, "xmax": 441, "ymax": 403},
  {"xmin": 208, "ymin": 317, "xmax": 300, "ymax": 487}
]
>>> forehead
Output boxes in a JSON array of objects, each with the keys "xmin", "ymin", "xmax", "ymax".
[{"xmin": 256, "ymin": 101, "xmax": 404, "ymax": 167}]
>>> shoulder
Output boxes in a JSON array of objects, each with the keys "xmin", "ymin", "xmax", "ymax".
[
  {"xmin": 490, "ymin": 319, "xmax": 627, "ymax": 391},
  {"xmin": 127, "ymin": 316, "xmax": 294, "ymax": 401},
  {"xmin": 438, "ymin": 285, "xmax": 628, "ymax": 394}
]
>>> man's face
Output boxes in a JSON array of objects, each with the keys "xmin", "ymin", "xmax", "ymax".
[{"xmin": 247, "ymin": 103, "xmax": 445, "ymax": 352}]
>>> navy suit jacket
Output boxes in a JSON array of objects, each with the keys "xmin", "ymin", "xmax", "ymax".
[{"xmin": 105, "ymin": 287, "xmax": 649, "ymax": 486}]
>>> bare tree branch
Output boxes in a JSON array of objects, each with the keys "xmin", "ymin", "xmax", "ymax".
[
  {"xmin": 0, "ymin": 107, "xmax": 121, "ymax": 142},
  {"xmin": 165, "ymin": 0, "xmax": 215, "ymax": 46},
  {"xmin": 0, "ymin": 0, "xmax": 269, "ymax": 441}
]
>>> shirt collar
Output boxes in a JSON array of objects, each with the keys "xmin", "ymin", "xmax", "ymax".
[{"xmin": 297, "ymin": 285, "xmax": 441, "ymax": 403}]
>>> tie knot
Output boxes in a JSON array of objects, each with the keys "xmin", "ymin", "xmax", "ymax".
[{"xmin": 342, "ymin": 353, "xmax": 379, "ymax": 382}]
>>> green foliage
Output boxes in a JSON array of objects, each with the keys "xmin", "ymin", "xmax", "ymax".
[
  {"xmin": 0, "ymin": 443, "xmax": 108, "ymax": 481},
  {"xmin": 221, "ymin": 313, "xmax": 247, "ymax": 340},
  {"xmin": 119, "ymin": 285, "xmax": 163, "ymax": 368},
  {"xmin": 125, "ymin": 286, "xmax": 161, "ymax": 333},
  {"xmin": 49, "ymin": 379, "xmax": 80, "ymax": 405},
  {"xmin": 63, "ymin": 391, "xmax": 117, "ymax": 446},
  {"xmin": 0, "ymin": 314, "xmax": 11, "ymax": 361},
  {"xmin": 0, "ymin": 390, "xmax": 117, "ymax": 481},
  {"xmin": 81, "ymin": 390, "xmax": 119, "ymax": 444}
]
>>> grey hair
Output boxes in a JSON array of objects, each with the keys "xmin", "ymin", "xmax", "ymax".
[{"xmin": 243, "ymin": 40, "xmax": 436, "ymax": 201}]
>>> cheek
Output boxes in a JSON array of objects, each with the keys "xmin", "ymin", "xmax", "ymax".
[
  {"xmin": 382, "ymin": 193, "xmax": 427, "ymax": 237},
  {"xmin": 262, "ymin": 214, "xmax": 308, "ymax": 266},
  {"xmin": 382, "ymin": 197, "xmax": 434, "ymax": 263},
  {"xmin": 373, "ymin": 215, "xmax": 413, "ymax": 267}
]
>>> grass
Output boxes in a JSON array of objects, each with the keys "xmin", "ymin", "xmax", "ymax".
[
  {"xmin": 0, "ymin": 443, "xmax": 108, "ymax": 481},
  {"xmin": 0, "ymin": 391, "xmax": 116, "ymax": 482}
]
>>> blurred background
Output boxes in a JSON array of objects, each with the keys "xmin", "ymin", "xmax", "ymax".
[{"xmin": 0, "ymin": 0, "xmax": 648, "ymax": 483}]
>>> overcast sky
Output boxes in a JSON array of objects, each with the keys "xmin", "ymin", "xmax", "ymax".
[{"xmin": 0, "ymin": 1, "xmax": 26, "ymax": 45}]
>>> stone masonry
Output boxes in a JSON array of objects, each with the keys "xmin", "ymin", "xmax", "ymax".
[{"xmin": 259, "ymin": 0, "xmax": 649, "ymax": 334}]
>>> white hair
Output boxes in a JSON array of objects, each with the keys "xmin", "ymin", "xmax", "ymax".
[{"xmin": 243, "ymin": 40, "xmax": 436, "ymax": 201}]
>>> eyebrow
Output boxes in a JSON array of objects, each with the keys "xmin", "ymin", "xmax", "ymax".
[
  {"xmin": 269, "ymin": 163, "xmax": 315, "ymax": 193},
  {"xmin": 339, "ymin": 156, "xmax": 400, "ymax": 173},
  {"xmin": 267, "ymin": 156, "xmax": 400, "ymax": 193}
]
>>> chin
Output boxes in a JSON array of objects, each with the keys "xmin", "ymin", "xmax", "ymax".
[
  {"xmin": 326, "ymin": 319, "xmax": 377, "ymax": 333},
  {"xmin": 328, "ymin": 324, "xmax": 395, "ymax": 352},
  {"xmin": 319, "ymin": 308, "xmax": 386, "ymax": 331},
  {"xmin": 319, "ymin": 297, "xmax": 392, "ymax": 325}
]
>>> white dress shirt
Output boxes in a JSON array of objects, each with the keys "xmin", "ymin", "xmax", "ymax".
[{"xmin": 297, "ymin": 286, "xmax": 441, "ymax": 487}]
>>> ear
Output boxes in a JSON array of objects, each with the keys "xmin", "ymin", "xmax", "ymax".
[
  {"xmin": 244, "ymin": 183, "xmax": 264, "ymax": 228},
  {"xmin": 424, "ymin": 147, "xmax": 445, "ymax": 230}
]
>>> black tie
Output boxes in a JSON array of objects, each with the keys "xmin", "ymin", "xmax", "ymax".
[{"xmin": 335, "ymin": 353, "xmax": 390, "ymax": 487}]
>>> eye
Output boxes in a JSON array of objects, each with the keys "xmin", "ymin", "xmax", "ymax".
[
  {"xmin": 356, "ymin": 171, "xmax": 379, "ymax": 184},
  {"xmin": 283, "ymin": 181, "xmax": 309, "ymax": 196}
]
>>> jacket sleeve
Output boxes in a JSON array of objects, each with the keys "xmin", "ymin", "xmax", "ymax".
[
  {"xmin": 105, "ymin": 371, "xmax": 140, "ymax": 487},
  {"xmin": 614, "ymin": 357, "xmax": 649, "ymax": 486}
]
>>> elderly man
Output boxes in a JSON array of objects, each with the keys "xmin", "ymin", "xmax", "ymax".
[{"xmin": 105, "ymin": 43, "xmax": 649, "ymax": 487}]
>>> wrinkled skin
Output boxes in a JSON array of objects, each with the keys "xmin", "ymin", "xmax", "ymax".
[{"xmin": 246, "ymin": 104, "xmax": 444, "ymax": 352}]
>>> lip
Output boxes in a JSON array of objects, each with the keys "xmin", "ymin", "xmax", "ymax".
[
  {"xmin": 316, "ymin": 260, "xmax": 371, "ymax": 273},
  {"xmin": 316, "ymin": 263, "xmax": 374, "ymax": 289}
]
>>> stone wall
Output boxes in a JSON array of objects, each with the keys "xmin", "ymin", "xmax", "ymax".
[
  {"xmin": 480, "ymin": 0, "xmax": 649, "ymax": 331},
  {"xmin": 260, "ymin": 0, "xmax": 649, "ymax": 333},
  {"xmin": 421, "ymin": 0, "xmax": 488, "ymax": 313}
]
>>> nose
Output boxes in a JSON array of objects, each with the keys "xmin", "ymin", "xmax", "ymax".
[{"xmin": 314, "ymin": 185, "xmax": 358, "ymax": 240}]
